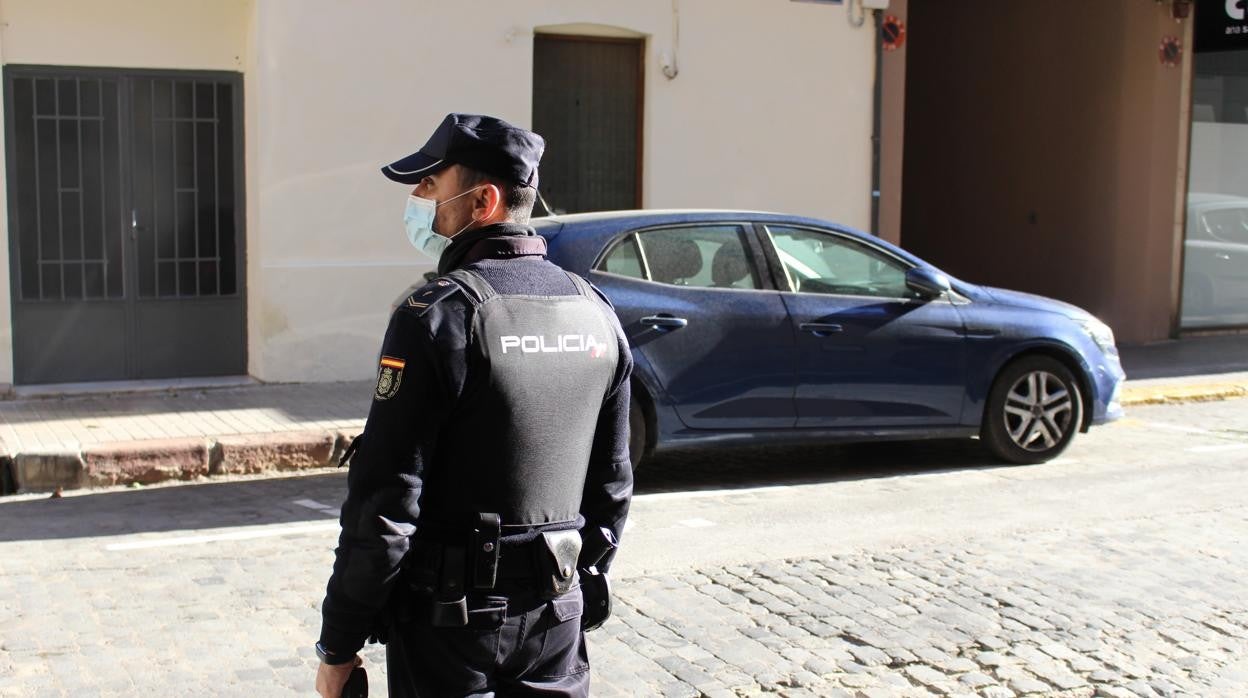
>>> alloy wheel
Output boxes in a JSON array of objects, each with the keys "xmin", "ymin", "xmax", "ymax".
[{"xmin": 1003, "ymin": 370, "xmax": 1075, "ymax": 452}]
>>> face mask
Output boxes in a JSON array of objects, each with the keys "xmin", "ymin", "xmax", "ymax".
[{"xmin": 403, "ymin": 186, "xmax": 487, "ymax": 261}]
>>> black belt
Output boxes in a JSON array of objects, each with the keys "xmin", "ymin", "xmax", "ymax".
[{"xmin": 409, "ymin": 538, "xmax": 542, "ymax": 584}]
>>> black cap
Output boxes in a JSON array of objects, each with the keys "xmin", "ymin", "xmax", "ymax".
[{"xmin": 382, "ymin": 113, "xmax": 545, "ymax": 188}]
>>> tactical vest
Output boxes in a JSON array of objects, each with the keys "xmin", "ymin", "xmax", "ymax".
[{"xmin": 420, "ymin": 268, "xmax": 621, "ymax": 530}]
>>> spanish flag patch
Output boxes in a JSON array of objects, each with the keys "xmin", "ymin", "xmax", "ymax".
[
  {"xmin": 380, "ymin": 356, "xmax": 406, "ymax": 370},
  {"xmin": 375, "ymin": 355, "xmax": 405, "ymax": 400}
]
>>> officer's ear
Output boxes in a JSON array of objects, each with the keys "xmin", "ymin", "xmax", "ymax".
[{"xmin": 473, "ymin": 182, "xmax": 504, "ymax": 223}]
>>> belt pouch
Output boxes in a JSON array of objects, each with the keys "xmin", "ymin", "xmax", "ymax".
[
  {"xmin": 537, "ymin": 530, "xmax": 583, "ymax": 599},
  {"xmin": 431, "ymin": 544, "xmax": 468, "ymax": 627}
]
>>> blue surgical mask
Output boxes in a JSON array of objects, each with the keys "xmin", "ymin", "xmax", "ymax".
[{"xmin": 403, "ymin": 186, "xmax": 486, "ymax": 262}]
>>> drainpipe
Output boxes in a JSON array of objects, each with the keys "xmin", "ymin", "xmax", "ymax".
[{"xmin": 870, "ymin": 9, "xmax": 882, "ymax": 235}]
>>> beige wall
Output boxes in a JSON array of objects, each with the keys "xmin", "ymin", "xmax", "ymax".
[
  {"xmin": 901, "ymin": 0, "xmax": 1189, "ymax": 345},
  {"xmin": 248, "ymin": 0, "xmax": 878, "ymax": 383},
  {"xmin": 0, "ymin": 0, "xmax": 878, "ymax": 385},
  {"xmin": 0, "ymin": 0, "xmax": 250, "ymax": 71}
]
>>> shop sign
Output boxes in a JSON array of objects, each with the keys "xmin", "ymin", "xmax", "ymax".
[{"xmin": 1196, "ymin": 0, "xmax": 1248, "ymax": 52}]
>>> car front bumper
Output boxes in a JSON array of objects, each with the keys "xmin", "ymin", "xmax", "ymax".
[{"xmin": 1090, "ymin": 352, "xmax": 1127, "ymax": 426}]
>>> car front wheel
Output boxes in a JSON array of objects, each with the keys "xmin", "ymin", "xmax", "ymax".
[{"xmin": 981, "ymin": 356, "xmax": 1084, "ymax": 465}]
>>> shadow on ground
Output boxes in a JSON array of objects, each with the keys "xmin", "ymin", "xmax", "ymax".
[
  {"xmin": 0, "ymin": 439, "xmax": 1013, "ymax": 543},
  {"xmin": 637, "ymin": 437, "xmax": 1002, "ymax": 493}
]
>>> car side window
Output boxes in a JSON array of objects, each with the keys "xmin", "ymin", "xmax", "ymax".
[
  {"xmin": 767, "ymin": 226, "xmax": 913, "ymax": 299},
  {"xmin": 598, "ymin": 225, "xmax": 761, "ymax": 290},
  {"xmin": 599, "ymin": 234, "xmax": 646, "ymax": 279},
  {"xmin": 640, "ymin": 226, "xmax": 761, "ymax": 289},
  {"xmin": 1200, "ymin": 208, "xmax": 1248, "ymax": 244}
]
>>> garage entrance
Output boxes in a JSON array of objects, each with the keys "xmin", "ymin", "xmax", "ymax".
[{"xmin": 5, "ymin": 66, "xmax": 245, "ymax": 384}]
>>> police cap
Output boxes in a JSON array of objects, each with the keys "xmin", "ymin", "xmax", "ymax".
[{"xmin": 382, "ymin": 113, "xmax": 545, "ymax": 188}]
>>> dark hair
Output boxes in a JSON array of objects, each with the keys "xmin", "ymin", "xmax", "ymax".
[{"xmin": 457, "ymin": 167, "xmax": 537, "ymax": 224}]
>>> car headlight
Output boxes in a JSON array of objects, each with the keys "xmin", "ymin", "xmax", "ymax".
[{"xmin": 1080, "ymin": 318, "xmax": 1117, "ymax": 353}]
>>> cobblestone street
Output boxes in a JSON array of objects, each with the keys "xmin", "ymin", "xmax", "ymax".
[
  {"xmin": 597, "ymin": 509, "xmax": 1248, "ymax": 697},
  {"xmin": 1, "ymin": 399, "xmax": 1246, "ymax": 696}
]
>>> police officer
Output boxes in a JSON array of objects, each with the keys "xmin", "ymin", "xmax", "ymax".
[{"xmin": 314, "ymin": 113, "xmax": 633, "ymax": 698}]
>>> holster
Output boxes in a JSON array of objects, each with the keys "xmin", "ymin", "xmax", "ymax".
[
  {"xmin": 430, "ymin": 543, "xmax": 468, "ymax": 627},
  {"xmin": 472, "ymin": 513, "xmax": 501, "ymax": 591},
  {"xmin": 418, "ymin": 513, "xmax": 504, "ymax": 627},
  {"xmin": 536, "ymin": 530, "xmax": 582, "ymax": 599}
]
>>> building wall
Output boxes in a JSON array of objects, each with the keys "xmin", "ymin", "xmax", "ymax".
[
  {"xmin": 0, "ymin": 0, "xmax": 250, "ymax": 71},
  {"xmin": 247, "ymin": 0, "xmax": 878, "ymax": 383},
  {"xmin": 901, "ymin": 0, "xmax": 1190, "ymax": 344},
  {"xmin": 0, "ymin": 0, "xmax": 878, "ymax": 385}
]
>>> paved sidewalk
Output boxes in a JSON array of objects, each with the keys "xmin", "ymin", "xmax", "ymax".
[
  {"xmin": 1, "ymin": 334, "xmax": 1245, "ymax": 494},
  {"xmin": 0, "ymin": 381, "xmax": 369, "ymax": 453},
  {"xmin": 0, "ymin": 381, "xmax": 372, "ymax": 493}
]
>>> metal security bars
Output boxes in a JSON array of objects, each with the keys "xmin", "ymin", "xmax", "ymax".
[
  {"xmin": 6, "ymin": 66, "xmax": 246, "ymax": 384},
  {"xmin": 10, "ymin": 75, "xmax": 125, "ymax": 302},
  {"xmin": 131, "ymin": 77, "xmax": 237, "ymax": 299}
]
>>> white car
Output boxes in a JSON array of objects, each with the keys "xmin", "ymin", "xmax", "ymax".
[{"xmin": 1183, "ymin": 193, "xmax": 1248, "ymax": 326}]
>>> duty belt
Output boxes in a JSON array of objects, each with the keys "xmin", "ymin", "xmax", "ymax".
[
  {"xmin": 402, "ymin": 515, "xmax": 597, "ymax": 628},
  {"xmin": 409, "ymin": 536, "xmax": 544, "ymax": 586},
  {"xmin": 408, "ymin": 520, "xmax": 582, "ymax": 594}
]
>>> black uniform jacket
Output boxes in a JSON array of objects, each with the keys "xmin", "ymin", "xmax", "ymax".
[{"xmin": 319, "ymin": 222, "xmax": 634, "ymax": 655}]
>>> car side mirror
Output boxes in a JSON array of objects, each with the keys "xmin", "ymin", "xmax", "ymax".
[{"xmin": 905, "ymin": 267, "xmax": 951, "ymax": 299}]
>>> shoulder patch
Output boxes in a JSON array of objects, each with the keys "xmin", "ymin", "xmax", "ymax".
[
  {"xmin": 403, "ymin": 278, "xmax": 463, "ymax": 317},
  {"xmin": 375, "ymin": 355, "xmax": 405, "ymax": 400}
]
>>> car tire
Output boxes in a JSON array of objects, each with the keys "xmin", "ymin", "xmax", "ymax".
[
  {"xmin": 628, "ymin": 395, "xmax": 647, "ymax": 471},
  {"xmin": 981, "ymin": 355, "xmax": 1084, "ymax": 465}
]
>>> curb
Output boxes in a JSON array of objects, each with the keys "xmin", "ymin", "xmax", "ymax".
[
  {"xmin": 214, "ymin": 431, "xmax": 336, "ymax": 475},
  {"xmin": 1119, "ymin": 381, "xmax": 1248, "ymax": 407},
  {"xmin": 4, "ymin": 428, "xmax": 357, "ymax": 494},
  {"xmin": 4, "ymin": 379, "xmax": 1244, "ymax": 494}
]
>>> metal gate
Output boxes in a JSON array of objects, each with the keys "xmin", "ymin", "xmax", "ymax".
[
  {"xmin": 5, "ymin": 66, "xmax": 245, "ymax": 384},
  {"xmin": 532, "ymin": 35, "xmax": 644, "ymax": 214}
]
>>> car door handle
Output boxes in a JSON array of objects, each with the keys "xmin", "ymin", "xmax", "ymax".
[
  {"xmin": 641, "ymin": 315, "xmax": 688, "ymax": 330},
  {"xmin": 800, "ymin": 322, "xmax": 843, "ymax": 336},
  {"xmin": 959, "ymin": 327, "xmax": 1000, "ymax": 339}
]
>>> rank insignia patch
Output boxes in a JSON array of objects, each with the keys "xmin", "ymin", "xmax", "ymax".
[{"xmin": 375, "ymin": 356, "xmax": 405, "ymax": 400}]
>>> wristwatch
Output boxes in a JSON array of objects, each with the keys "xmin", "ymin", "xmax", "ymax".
[{"xmin": 315, "ymin": 641, "xmax": 355, "ymax": 665}]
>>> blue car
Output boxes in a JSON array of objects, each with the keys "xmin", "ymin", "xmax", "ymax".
[{"xmin": 533, "ymin": 210, "xmax": 1125, "ymax": 467}]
